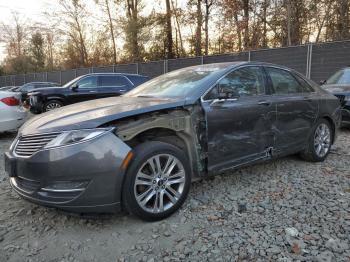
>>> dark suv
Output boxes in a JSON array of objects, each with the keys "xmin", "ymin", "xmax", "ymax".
[{"xmin": 28, "ymin": 73, "xmax": 150, "ymax": 113}]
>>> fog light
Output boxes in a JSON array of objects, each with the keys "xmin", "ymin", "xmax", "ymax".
[{"xmin": 41, "ymin": 181, "xmax": 89, "ymax": 192}]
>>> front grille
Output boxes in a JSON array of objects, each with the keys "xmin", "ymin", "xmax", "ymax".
[
  {"xmin": 14, "ymin": 133, "xmax": 60, "ymax": 157},
  {"xmin": 334, "ymin": 94, "xmax": 346, "ymax": 107}
]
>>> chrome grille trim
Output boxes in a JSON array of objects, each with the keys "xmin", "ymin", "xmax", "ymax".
[{"xmin": 14, "ymin": 133, "xmax": 61, "ymax": 157}]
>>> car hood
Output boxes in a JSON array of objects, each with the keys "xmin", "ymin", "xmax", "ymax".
[
  {"xmin": 322, "ymin": 84, "xmax": 350, "ymax": 94},
  {"xmin": 19, "ymin": 96, "xmax": 187, "ymax": 136},
  {"xmin": 28, "ymin": 86, "xmax": 65, "ymax": 94}
]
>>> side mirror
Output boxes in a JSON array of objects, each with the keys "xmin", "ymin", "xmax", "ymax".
[
  {"xmin": 71, "ymin": 84, "xmax": 79, "ymax": 91},
  {"xmin": 217, "ymin": 91, "xmax": 239, "ymax": 100},
  {"xmin": 319, "ymin": 80, "xmax": 326, "ymax": 85}
]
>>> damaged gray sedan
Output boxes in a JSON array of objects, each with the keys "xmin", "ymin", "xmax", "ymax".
[{"xmin": 5, "ymin": 62, "xmax": 341, "ymax": 221}]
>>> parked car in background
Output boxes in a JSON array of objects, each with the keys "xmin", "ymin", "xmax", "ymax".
[
  {"xmin": 15, "ymin": 82, "xmax": 60, "ymax": 93},
  {"xmin": 28, "ymin": 73, "xmax": 150, "ymax": 114},
  {"xmin": 0, "ymin": 91, "xmax": 27, "ymax": 133},
  {"xmin": 13, "ymin": 82, "xmax": 60, "ymax": 108},
  {"xmin": 5, "ymin": 62, "xmax": 341, "ymax": 221},
  {"xmin": 0, "ymin": 86, "xmax": 18, "ymax": 91},
  {"xmin": 321, "ymin": 67, "xmax": 350, "ymax": 126}
]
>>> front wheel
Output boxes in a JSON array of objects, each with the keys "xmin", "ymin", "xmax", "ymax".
[
  {"xmin": 300, "ymin": 119, "xmax": 333, "ymax": 162},
  {"xmin": 44, "ymin": 100, "xmax": 63, "ymax": 112},
  {"xmin": 122, "ymin": 141, "xmax": 191, "ymax": 221}
]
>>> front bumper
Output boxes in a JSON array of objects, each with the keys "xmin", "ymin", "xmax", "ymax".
[
  {"xmin": 6, "ymin": 131, "xmax": 131, "ymax": 213},
  {"xmin": 29, "ymin": 95, "xmax": 44, "ymax": 114}
]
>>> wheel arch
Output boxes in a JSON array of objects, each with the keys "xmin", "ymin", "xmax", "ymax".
[
  {"xmin": 124, "ymin": 127, "xmax": 195, "ymax": 173},
  {"xmin": 45, "ymin": 96, "xmax": 65, "ymax": 104},
  {"xmin": 319, "ymin": 115, "xmax": 336, "ymax": 144}
]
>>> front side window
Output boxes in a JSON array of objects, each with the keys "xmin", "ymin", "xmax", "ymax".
[
  {"xmin": 99, "ymin": 76, "xmax": 130, "ymax": 87},
  {"xmin": 266, "ymin": 67, "xmax": 303, "ymax": 94},
  {"xmin": 205, "ymin": 66, "xmax": 266, "ymax": 100},
  {"xmin": 77, "ymin": 76, "xmax": 97, "ymax": 89},
  {"xmin": 326, "ymin": 69, "xmax": 350, "ymax": 84}
]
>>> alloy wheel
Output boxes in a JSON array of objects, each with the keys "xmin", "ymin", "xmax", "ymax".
[
  {"xmin": 134, "ymin": 154, "xmax": 186, "ymax": 214},
  {"xmin": 314, "ymin": 123, "xmax": 331, "ymax": 158},
  {"xmin": 46, "ymin": 102, "xmax": 62, "ymax": 111}
]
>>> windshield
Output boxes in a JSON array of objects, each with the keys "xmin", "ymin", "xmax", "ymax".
[
  {"xmin": 63, "ymin": 76, "xmax": 84, "ymax": 88},
  {"xmin": 126, "ymin": 66, "xmax": 223, "ymax": 98},
  {"xmin": 326, "ymin": 69, "xmax": 350, "ymax": 84}
]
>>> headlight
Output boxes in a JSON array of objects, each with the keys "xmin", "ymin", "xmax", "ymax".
[{"xmin": 44, "ymin": 128, "xmax": 112, "ymax": 149}]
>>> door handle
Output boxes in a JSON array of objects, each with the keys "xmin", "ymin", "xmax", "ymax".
[
  {"xmin": 89, "ymin": 91, "xmax": 97, "ymax": 93},
  {"xmin": 258, "ymin": 100, "xmax": 271, "ymax": 106},
  {"xmin": 303, "ymin": 97, "xmax": 312, "ymax": 102}
]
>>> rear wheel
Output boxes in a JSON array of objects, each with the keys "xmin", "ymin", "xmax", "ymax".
[
  {"xmin": 122, "ymin": 141, "xmax": 191, "ymax": 221},
  {"xmin": 300, "ymin": 119, "xmax": 333, "ymax": 162},
  {"xmin": 44, "ymin": 100, "xmax": 63, "ymax": 112}
]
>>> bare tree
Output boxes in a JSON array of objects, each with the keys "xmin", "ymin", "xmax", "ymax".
[
  {"xmin": 165, "ymin": 0, "xmax": 174, "ymax": 58},
  {"xmin": 171, "ymin": 0, "xmax": 185, "ymax": 56},
  {"xmin": 0, "ymin": 12, "xmax": 27, "ymax": 57},
  {"xmin": 203, "ymin": 0, "xmax": 214, "ymax": 55},
  {"xmin": 57, "ymin": 0, "xmax": 89, "ymax": 66},
  {"xmin": 96, "ymin": 0, "xmax": 118, "ymax": 64},
  {"xmin": 195, "ymin": 0, "xmax": 203, "ymax": 56},
  {"xmin": 242, "ymin": 0, "xmax": 249, "ymax": 49}
]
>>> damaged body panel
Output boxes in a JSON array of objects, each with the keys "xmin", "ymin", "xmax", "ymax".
[{"xmin": 5, "ymin": 62, "xmax": 342, "ymax": 220}]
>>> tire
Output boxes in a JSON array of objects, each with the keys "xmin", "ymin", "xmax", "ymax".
[
  {"xmin": 29, "ymin": 107, "xmax": 41, "ymax": 114},
  {"xmin": 300, "ymin": 118, "xmax": 333, "ymax": 162},
  {"xmin": 44, "ymin": 100, "xmax": 63, "ymax": 112},
  {"xmin": 122, "ymin": 141, "xmax": 191, "ymax": 221}
]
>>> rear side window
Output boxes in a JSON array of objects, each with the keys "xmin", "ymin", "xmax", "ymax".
[
  {"xmin": 99, "ymin": 76, "xmax": 130, "ymax": 87},
  {"xmin": 266, "ymin": 67, "xmax": 303, "ymax": 94}
]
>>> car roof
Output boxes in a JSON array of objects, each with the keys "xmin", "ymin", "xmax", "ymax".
[
  {"xmin": 84, "ymin": 73, "xmax": 149, "ymax": 78},
  {"xmin": 163, "ymin": 61, "xmax": 296, "ymax": 72},
  {"xmin": 23, "ymin": 82, "xmax": 58, "ymax": 85}
]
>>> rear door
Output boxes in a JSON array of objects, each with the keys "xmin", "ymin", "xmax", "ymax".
[
  {"xmin": 264, "ymin": 67, "xmax": 318, "ymax": 155},
  {"xmin": 202, "ymin": 66, "xmax": 276, "ymax": 172},
  {"xmin": 98, "ymin": 75, "xmax": 133, "ymax": 98}
]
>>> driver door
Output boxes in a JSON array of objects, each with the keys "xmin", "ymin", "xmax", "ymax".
[
  {"xmin": 201, "ymin": 66, "xmax": 276, "ymax": 173},
  {"xmin": 67, "ymin": 75, "xmax": 99, "ymax": 104}
]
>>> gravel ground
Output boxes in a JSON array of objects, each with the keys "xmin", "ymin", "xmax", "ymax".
[{"xmin": 0, "ymin": 130, "xmax": 349, "ymax": 262}]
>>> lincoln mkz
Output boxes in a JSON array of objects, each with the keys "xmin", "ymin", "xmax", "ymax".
[{"xmin": 5, "ymin": 62, "xmax": 341, "ymax": 221}]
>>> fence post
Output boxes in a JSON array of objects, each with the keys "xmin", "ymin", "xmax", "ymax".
[
  {"xmin": 308, "ymin": 44, "xmax": 313, "ymax": 79},
  {"xmin": 59, "ymin": 71, "xmax": 62, "ymax": 85},
  {"xmin": 164, "ymin": 60, "xmax": 168, "ymax": 74},
  {"xmin": 24, "ymin": 74, "xmax": 26, "ymax": 84},
  {"xmin": 248, "ymin": 51, "xmax": 251, "ymax": 62},
  {"xmin": 136, "ymin": 63, "xmax": 139, "ymax": 74},
  {"xmin": 201, "ymin": 56, "xmax": 204, "ymax": 64},
  {"xmin": 113, "ymin": 64, "xmax": 116, "ymax": 73}
]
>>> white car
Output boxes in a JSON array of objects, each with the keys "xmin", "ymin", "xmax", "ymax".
[{"xmin": 0, "ymin": 91, "xmax": 27, "ymax": 133}]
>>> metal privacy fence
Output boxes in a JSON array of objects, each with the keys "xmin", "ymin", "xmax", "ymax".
[{"xmin": 1, "ymin": 40, "xmax": 350, "ymax": 87}]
